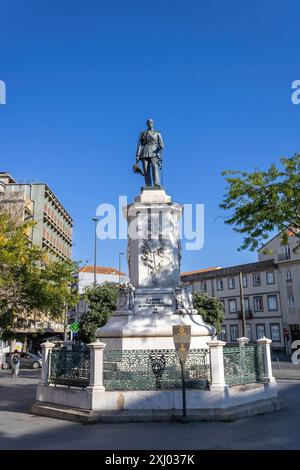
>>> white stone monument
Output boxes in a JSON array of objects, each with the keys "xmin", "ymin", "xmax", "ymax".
[
  {"xmin": 33, "ymin": 120, "xmax": 279, "ymax": 423},
  {"xmin": 96, "ymin": 187, "xmax": 215, "ymax": 350}
]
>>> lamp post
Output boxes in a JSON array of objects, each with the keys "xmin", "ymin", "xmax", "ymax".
[
  {"xmin": 92, "ymin": 217, "xmax": 99, "ymax": 286},
  {"xmin": 119, "ymin": 252, "xmax": 125, "ymax": 284}
]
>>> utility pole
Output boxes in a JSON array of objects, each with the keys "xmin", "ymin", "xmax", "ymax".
[
  {"xmin": 239, "ymin": 271, "xmax": 246, "ymax": 337},
  {"xmin": 63, "ymin": 302, "xmax": 68, "ymax": 341},
  {"xmin": 92, "ymin": 217, "xmax": 98, "ymax": 286}
]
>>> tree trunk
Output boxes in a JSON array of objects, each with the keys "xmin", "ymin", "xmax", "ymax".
[
  {"xmin": 9, "ymin": 338, "xmax": 16, "ymax": 352},
  {"xmin": 22, "ymin": 335, "xmax": 28, "ymax": 352}
]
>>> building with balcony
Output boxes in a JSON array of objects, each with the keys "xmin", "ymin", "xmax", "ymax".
[
  {"xmin": 0, "ymin": 171, "xmax": 73, "ymax": 344},
  {"xmin": 0, "ymin": 172, "xmax": 73, "ymax": 261},
  {"xmin": 0, "ymin": 173, "xmax": 34, "ymax": 225},
  {"xmin": 181, "ymin": 232, "xmax": 300, "ymax": 351},
  {"xmin": 258, "ymin": 231, "xmax": 300, "ymax": 345}
]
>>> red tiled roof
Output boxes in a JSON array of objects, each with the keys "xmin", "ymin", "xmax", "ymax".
[
  {"xmin": 79, "ymin": 266, "xmax": 125, "ymax": 276},
  {"xmin": 181, "ymin": 267, "xmax": 222, "ymax": 276}
]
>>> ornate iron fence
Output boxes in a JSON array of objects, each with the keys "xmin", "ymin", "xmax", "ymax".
[
  {"xmin": 103, "ymin": 349, "xmax": 209, "ymax": 391},
  {"xmin": 223, "ymin": 344, "xmax": 264, "ymax": 386},
  {"xmin": 49, "ymin": 347, "xmax": 90, "ymax": 388}
]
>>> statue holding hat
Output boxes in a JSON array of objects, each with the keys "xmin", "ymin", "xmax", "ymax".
[{"xmin": 134, "ymin": 119, "xmax": 164, "ymax": 187}]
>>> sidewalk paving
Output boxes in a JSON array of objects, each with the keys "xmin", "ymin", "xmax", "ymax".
[
  {"xmin": 272, "ymin": 355, "xmax": 300, "ymax": 380},
  {"xmin": 1, "ymin": 368, "xmax": 300, "ymax": 450}
]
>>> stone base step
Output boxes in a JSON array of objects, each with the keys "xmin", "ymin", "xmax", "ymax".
[{"xmin": 31, "ymin": 397, "xmax": 281, "ymax": 424}]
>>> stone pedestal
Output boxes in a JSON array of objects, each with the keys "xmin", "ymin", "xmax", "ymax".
[{"xmin": 96, "ymin": 188, "xmax": 215, "ymax": 350}]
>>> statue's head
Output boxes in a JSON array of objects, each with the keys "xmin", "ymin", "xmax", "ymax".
[{"xmin": 146, "ymin": 118, "xmax": 154, "ymax": 130}]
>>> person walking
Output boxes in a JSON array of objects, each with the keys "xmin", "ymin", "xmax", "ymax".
[{"xmin": 11, "ymin": 350, "xmax": 20, "ymax": 378}]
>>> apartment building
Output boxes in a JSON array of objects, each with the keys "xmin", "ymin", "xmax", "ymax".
[
  {"xmin": 181, "ymin": 232, "xmax": 300, "ymax": 351},
  {"xmin": 0, "ymin": 173, "xmax": 34, "ymax": 224},
  {"xmin": 0, "ymin": 172, "xmax": 73, "ymax": 261},
  {"xmin": 0, "ymin": 172, "xmax": 73, "ymax": 343},
  {"xmin": 258, "ymin": 231, "xmax": 300, "ymax": 344}
]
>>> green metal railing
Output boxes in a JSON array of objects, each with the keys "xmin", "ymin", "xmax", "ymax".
[
  {"xmin": 47, "ymin": 344, "xmax": 265, "ymax": 392},
  {"xmin": 103, "ymin": 349, "xmax": 210, "ymax": 391},
  {"xmin": 49, "ymin": 347, "xmax": 90, "ymax": 389},
  {"xmin": 223, "ymin": 344, "xmax": 264, "ymax": 386}
]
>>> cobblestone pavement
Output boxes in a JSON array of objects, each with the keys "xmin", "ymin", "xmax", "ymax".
[{"xmin": 1, "ymin": 367, "xmax": 300, "ymax": 450}]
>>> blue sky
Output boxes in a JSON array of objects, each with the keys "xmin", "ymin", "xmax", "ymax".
[{"xmin": 0, "ymin": 0, "xmax": 299, "ymax": 273}]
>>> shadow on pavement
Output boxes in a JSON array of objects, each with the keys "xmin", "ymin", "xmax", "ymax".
[{"xmin": 1, "ymin": 370, "xmax": 300, "ymax": 450}]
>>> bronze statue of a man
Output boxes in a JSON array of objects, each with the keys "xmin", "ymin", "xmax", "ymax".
[{"xmin": 134, "ymin": 119, "xmax": 164, "ymax": 187}]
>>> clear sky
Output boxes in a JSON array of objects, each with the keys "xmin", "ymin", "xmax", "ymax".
[{"xmin": 0, "ymin": 0, "xmax": 299, "ymax": 273}]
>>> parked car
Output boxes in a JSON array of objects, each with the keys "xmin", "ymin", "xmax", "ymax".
[
  {"xmin": 1, "ymin": 352, "xmax": 42, "ymax": 369},
  {"xmin": 1, "ymin": 353, "xmax": 10, "ymax": 369}
]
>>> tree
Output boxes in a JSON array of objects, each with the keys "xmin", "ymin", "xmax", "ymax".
[
  {"xmin": 0, "ymin": 211, "xmax": 78, "ymax": 341},
  {"xmin": 193, "ymin": 293, "xmax": 224, "ymax": 334},
  {"xmin": 78, "ymin": 283, "xmax": 118, "ymax": 343},
  {"xmin": 219, "ymin": 154, "xmax": 300, "ymax": 251}
]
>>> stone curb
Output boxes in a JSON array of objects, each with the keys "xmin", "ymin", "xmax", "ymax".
[{"xmin": 30, "ymin": 397, "xmax": 281, "ymax": 424}]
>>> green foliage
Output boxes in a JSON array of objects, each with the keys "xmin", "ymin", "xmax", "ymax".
[
  {"xmin": 78, "ymin": 283, "xmax": 118, "ymax": 344},
  {"xmin": 0, "ymin": 210, "xmax": 78, "ymax": 339},
  {"xmin": 220, "ymin": 153, "xmax": 300, "ymax": 251},
  {"xmin": 193, "ymin": 293, "xmax": 224, "ymax": 334}
]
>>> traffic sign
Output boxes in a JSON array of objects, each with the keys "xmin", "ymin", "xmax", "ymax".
[
  {"xmin": 70, "ymin": 322, "xmax": 79, "ymax": 333},
  {"xmin": 173, "ymin": 325, "xmax": 191, "ymax": 363},
  {"xmin": 284, "ymin": 327, "xmax": 290, "ymax": 337},
  {"xmin": 172, "ymin": 325, "xmax": 191, "ymax": 420}
]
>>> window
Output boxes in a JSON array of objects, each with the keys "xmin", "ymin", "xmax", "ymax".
[
  {"xmin": 21, "ymin": 353, "xmax": 31, "ymax": 359},
  {"xmin": 230, "ymin": 325, "xmax": 239, "ymax": 341},
  {"xmin": 242, "ymin": 274, "xmax": 248, "ymax": 288},
  {"xmin": 253, "ymin": 273, "xmax": 261, "ymax": 286},
  {"xmin": 291, "ymin": 324, "xmax": 300, "ymax": 341},
  {"xmin": 254, "ymin": 296, "xmax": 263, "ymax": 311},
  {"xmin": 217, "ymin": 279, "xmax": 223, "ymax": 291},
  {"xmin": 219, "ymin": 299, "xmax": 225, "ymax": 312},
  {"xmin": 285, "ymin": 245, "xmax": 291, "ymax": 260},
  {"xmin": 244, "ymin": 297, "xmax": 250, "ymax": 313},
  {"xmin": 286, "ymin": 271, "xmax": 292, "ymax": 282},
  {"xmin": 256, "ymin": 324, "xmax": 266, "ymax": 339},
  {"xmin": 228, "ymin": 277, "xmax": 235, "ymax": 289},
  {"xmin": 266, "ymin": 271, "xmax": 275, "ymax": 285},
  {"xmin": 201, "ymin": 281, "xmax": 207, "ymax": 292},
  {"xmin": 270, "ymin": 324, "xmax": 280, "ymax": 342},
  {"xmin": 246, "ymin": 323, "xmax": 252, "ymax": 340},
  {"xmin": 288, "ymin": 295, "xmax": 295, "ymax": 308},
  {"xmin": 267, "ymin": 295, "xmax": 278, "ymax": 311},
  {"xmin": 278, "ymin": 246, "xmax": 291, "ymax": 261},
  {"xmin": 228, "ymin": 299, "xmax": 237, "ymax": 313},
  {"xmin": 220, "ymin": 325, "xmax": 227, "ymax": 341}
]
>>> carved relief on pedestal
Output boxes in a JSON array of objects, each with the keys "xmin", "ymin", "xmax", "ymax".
[
  {"xmin": 140, "ymin": 237, "xmax": 168, "ymax": 284},
  {"xmin": 177, "ymin": 238, "xmax": 182, "ymax": 270}
]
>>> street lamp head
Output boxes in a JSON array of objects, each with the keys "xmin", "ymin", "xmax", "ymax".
[{"xmin": 92, "ymin": 217, "xmax": 98, "ymax": 222}]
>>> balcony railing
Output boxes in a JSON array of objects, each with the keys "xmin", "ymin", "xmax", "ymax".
[{"xmin": 278, "ymin": 253, "xmax": 291, "ymax": 261}]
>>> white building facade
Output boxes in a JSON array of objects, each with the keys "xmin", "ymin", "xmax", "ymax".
[{"xmin": 71, "ymin": 266, "xmax": 128, "ymax": 321}]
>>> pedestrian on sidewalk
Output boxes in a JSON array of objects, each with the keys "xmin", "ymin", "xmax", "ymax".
[{"xmin": 11, "ymin": 350, "xmax": 20, "ymax": 378}]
